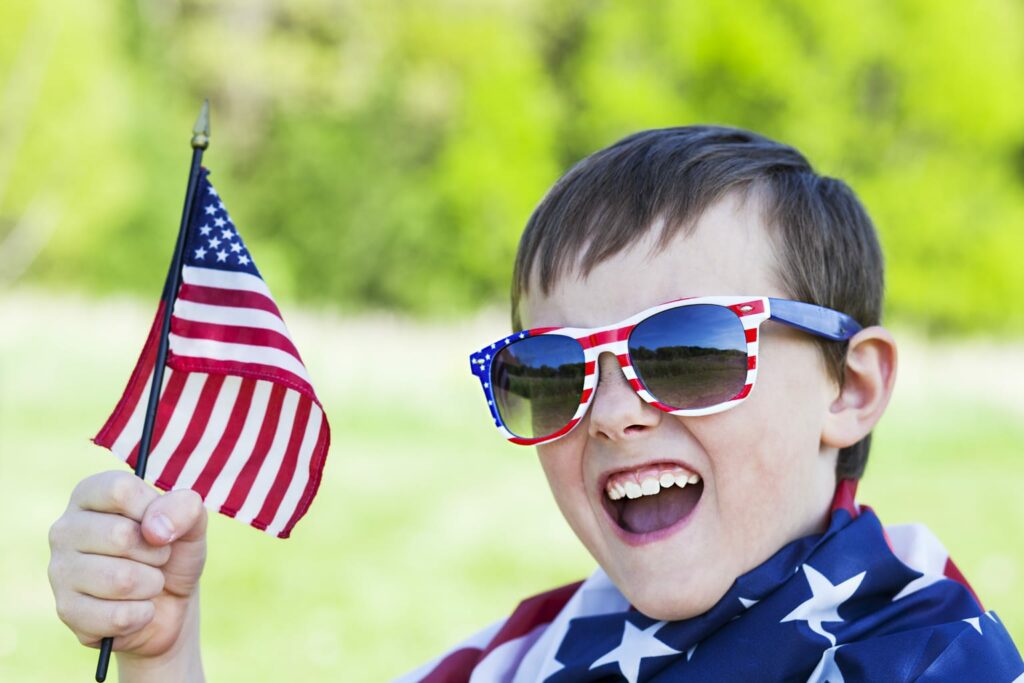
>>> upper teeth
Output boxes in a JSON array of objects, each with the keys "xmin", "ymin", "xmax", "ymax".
[{"xmin": 605, "ymin": 465, "xmax": 701, "ymax": 501}]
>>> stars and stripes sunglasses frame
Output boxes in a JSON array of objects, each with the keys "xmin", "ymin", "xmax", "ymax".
[{"xmin": 469, "ymin": 296, "xmax": 862, "ymax": 446}]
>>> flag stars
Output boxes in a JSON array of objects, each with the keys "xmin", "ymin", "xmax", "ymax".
[
  {"xmin": 229, "ymin": 242, "xmax": 242, "ymax": 253},
  {"xmin": 208, "ymin": 237, "xmax": 222, "ymax": 249},
  {"xmin": 194, "ymin": 246, "xmax": 207, "ymax": 259},
  {"xmin": 221, "ymin": 228, "xmax": 235, "ymax": 240},
  {"xmin": 238, "ymin": 254, "xmax": 251, "ymax": 266},
  {"xmin": 204, "ymin": 204, "xmax": 217, "ymax": 216},
  {"xmin": 199, "ymin": 225, "xmax": 212, "ymax": 236},
  {"xmin": 781, "ymin": 564, "xmax": 866, "ymax": 647},
  {"xmin": 214, "ymin": 217, "xmax": 227, "ymax": 228},
  {"xmin": 590, "ymin": 620, "xmax": 680, "ymax": 683},
  {"xmin": 207, "ymin": 185, "xmax": 218, "ymax": 197},
  {"xmin": 216, "ymin": 249, "xmax": 228, "ymax": 262}
]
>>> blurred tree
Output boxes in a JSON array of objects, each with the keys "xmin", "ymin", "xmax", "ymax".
[{"xmin": 0, "ymin": 0, "xmax": 1022, "ymax": 332}]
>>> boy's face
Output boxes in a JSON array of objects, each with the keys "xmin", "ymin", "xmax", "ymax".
[{"xmin": 518, "ymin": 193, "xmax": 841, "ymax": 620}]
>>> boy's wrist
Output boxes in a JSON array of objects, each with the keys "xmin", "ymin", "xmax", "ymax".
[{"xmin": 115, "ymin": 592, "xmax": 205, "ymax": 683}]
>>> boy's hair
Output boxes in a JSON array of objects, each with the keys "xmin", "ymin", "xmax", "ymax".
[{"xmin": 511, "ymin": 125, "xmax": 884, "ymax": 480}]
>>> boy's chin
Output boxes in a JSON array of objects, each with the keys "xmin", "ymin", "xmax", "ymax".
[{"xmin": 620, "ymin": 576, "xmax": 726, "ymax": 622}]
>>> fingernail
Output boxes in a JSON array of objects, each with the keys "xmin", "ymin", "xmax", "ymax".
[{"xmin": 152, "ymin": 514, "xmax": 175, "ymax": 542}]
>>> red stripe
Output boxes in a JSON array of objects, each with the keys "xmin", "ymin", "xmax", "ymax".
[
  {"xmin": 192, "ymin": 379, "xmax": 257, "ymax": 498},
  {"xmin": 580, "ymin": 388, "xmax": 593, "ymax": 404},
  {"xmin": 169, "ymin": 355, "xmax": 315, "ymax": 402},
  {"xmin": 944, "ymin": 556, "xmax": 984, "ymax": 610},
  {"xmin": 830, "ymin": 478, "xmax": 860, "ymax": 517},
  {"xmin": 94, "ymin": 303, "xmax": 164, "ymax": 448},
  {"xmin": 219, "ymin": 384, "xmax": 288, "ymax": 517},
  {"xmin": 127, "ymin": 370, "xmax": 187, "ymax": 471},
  {"xmin": 628, "ymin": 378, "xmax": 644, "ymax": 392},
  {"xmin": 154, "ymin": 374, "xmax": 226, "ymax": 490},
  {"xmin": 582, "ymin": 325, "xmax": 633, "ymax": 348},
  {"xmin": 509, "ymin": 417, "xmax": 580, "ymax": 445},
  {"xmin": 748, "ymin": 355, "xmax": 757, "ymax": 370},
  {"xmin": 584, "ymin": 361, "xmax": 596, "ymax": 375},
  {"xmin": 480, "ymin": 581, "xmax": 582, "ymax": 656},
  {"xmin": 745, "ymin": 328, "xmax": 758, "ymax": 343},
  {"xmin": 278, "ymin": 421, "xmax": 330, "ymax": 538},
  {"xmin": 728, "ymin": 299, "xmax": 765, "ymax": 316},
  {"xmin": 419, "ymin": 580, "xmax": 583, "ymax": 681},
  {"xmin": 177, "ymin": 283, "xmax": 283, "ymax": 318},
  {"xmin": 170, "ymin": 316, "xmax": 303, "ymax": 363},
  {"xmin": 731, "ymin": 383, "xmax": 753, "ymax": 401},
  {"xmin": 252, "ymin": 397, "xmax": 312, "ymax": 531}
]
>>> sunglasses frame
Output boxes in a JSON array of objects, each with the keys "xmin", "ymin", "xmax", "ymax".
[{"xmin": 469, "ymin": 296, "xmax": 862, "ymax": 446}]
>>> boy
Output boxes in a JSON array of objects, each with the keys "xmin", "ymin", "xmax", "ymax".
[{"xmin": 48, "ymin": 126, "xmax": 1023, "ymax": 681}]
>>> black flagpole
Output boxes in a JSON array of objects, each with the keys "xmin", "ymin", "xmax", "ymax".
[{"xmin": 94, "ymin": 100, "xmax": 211, "ymax": 683}]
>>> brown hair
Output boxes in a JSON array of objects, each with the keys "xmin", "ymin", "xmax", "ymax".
[{"xmin": 511, "ymin": 125, "xmax": 884, "ymax": 480}]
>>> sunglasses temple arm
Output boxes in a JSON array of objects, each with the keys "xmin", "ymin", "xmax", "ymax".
[{"xmin": 767, "ymin": 298, "xmax": 862, "ymax": 341}]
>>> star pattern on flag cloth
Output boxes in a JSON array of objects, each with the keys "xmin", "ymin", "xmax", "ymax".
[
  {"xmin": 781, "ymin": 564, "xmax": 866, "ymax": 647},
  {"xmin": 185, "ymin": 184, "xmax": 258, "ymax": 275},
  {"xmin": 589, "ymin": 619, "xmax": 680, "ymax": 683},
  {"xmin": 808, "ymin": 645, "xmax": 845, "ymax": 683}
]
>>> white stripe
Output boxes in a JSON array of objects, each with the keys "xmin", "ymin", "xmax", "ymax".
[
  {"xmin": 469, "ymin": 624, "xmax": 549, "ymax": 683},
  {"xmin": 204, "ymin": 381, "xmax": 272, "ymax": 511},
  {"xmin": 391, "ymin": 620, "xmax": 504, "ymax": 683},
  {"xmin": 235, "ymin": 390, "xmax": 300, "ymax": 525},
  {"xmin": 173, "ymin": 299, "xmax": 291, "ymax": 339},
  {"xmin": 169, "ymin": 333, "xmax": 312, "ymax": 385},
  {"xmin": 144, "ymin": 373, "xmax": 208, "ymax": 481},
  {"xmin": 173, "ymin": 376, "xmax": 242, "ymax": 490},
  {"xmin": 587, "ymin": 340, "xmax": 628, "ymax": 355},
  {"xmin": 265, "ymin": 402, "xmax": 323, "ymax": 537},
  {"xmin": 110, "ymin": 370, "xmax": 167, "ymax": 459},
  {"xmin": 182, "ymin": 265, "xmax": 273, "ymax": 299}
]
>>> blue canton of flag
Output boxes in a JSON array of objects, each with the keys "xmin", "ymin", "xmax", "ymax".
[{"xmin": 187, "ymin": 182, "xmax": 258, "ymax": 275}]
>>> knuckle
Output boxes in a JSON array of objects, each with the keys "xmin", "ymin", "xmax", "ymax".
[
  {"xmin": 108, "ymin": 565, "xmax": 137, "ymax": 596},
  {"xmin": 54, "ymin": 597, "xmax": 73, "ymax": 626},
  {"xmin": 48, "ymin": 516, "xmax": 67, "ymax": 549},
  {"xmin": 108, "ymin": 474, "xmax": 136, "ymax": 510},
  {"xmin": 109, "ymin": 520, "xmax": 137, "ymax": 555},
  {"xmin": 110, "ymin": 603, "xmax": 137, "ymax": 632}
]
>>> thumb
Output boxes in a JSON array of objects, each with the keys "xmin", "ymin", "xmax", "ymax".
[{"xmin": 141, "ymin": 488, "xmax": 208, "ymax": 547}]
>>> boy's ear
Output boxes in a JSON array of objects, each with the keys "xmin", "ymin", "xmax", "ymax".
[{"xmin": 821, "ymin": 326, "xmax": 898, "ymax": 449}]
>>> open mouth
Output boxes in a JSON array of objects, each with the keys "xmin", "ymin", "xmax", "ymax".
[{"xmin": 601, "ymin": 463, "xmax": 704, "ymax": 537}]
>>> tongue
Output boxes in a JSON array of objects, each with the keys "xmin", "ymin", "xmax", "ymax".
[{"xmin": 620, "ymin": 483, "xmax": 702, "ymax": 534}]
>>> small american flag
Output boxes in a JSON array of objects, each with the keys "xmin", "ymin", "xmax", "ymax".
[{"xmin": 94, "ymin": 168, "xmax": 330, "ymax": 539}]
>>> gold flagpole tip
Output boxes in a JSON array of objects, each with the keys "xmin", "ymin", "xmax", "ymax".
[{"xmin": 191, "ymin": 99, "xmax": 211, "ymax": 150}]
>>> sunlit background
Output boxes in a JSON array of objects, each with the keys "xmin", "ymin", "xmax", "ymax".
[{"xmin": 1, "ymin": 1, "xmax": 1022, "ymax": 680}]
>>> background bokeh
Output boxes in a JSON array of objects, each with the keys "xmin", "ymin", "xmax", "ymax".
[{"xmin": 1, "ymin": 0, "xmax": 1022, "ymax": 680}]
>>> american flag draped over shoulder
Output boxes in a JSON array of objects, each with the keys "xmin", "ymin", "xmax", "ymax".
[
  {"xmin": 94, "ymin": 168, "xmax": 330, "ymax": 539},
  {"xmin": 397, "ymin": 481, "xmax": 1024, "ymax": 682}
]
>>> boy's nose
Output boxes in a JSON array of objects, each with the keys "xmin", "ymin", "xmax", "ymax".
[{"xmin": 586, "ymin": 351, "xmax": 661, "ymax": 441}]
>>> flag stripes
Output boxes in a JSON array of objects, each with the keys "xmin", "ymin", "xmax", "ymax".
[{"xmin": 94, "ymin": 169, "xmax": 330, "ymax": 538}]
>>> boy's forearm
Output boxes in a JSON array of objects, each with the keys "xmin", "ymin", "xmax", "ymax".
[{"xmin": 115, "ymin": 592, "xmax": 205, "ymax": 683}]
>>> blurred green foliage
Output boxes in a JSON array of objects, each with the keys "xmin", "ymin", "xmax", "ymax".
[{"xmin": 1, "ymin": 0, "xmax": 1023, "ymax": 330}]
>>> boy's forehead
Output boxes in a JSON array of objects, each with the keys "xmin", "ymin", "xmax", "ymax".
[{"xmin": 520, "ymin": 193, "xmax": 788, "ymax": 330}]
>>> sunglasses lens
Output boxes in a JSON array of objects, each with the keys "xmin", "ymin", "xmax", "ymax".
[
  {"xmin": 491, "ymin": 335, "xmax": 586, "ymax": 440},
  {"xmin": 628, "ymin": 305, "xmax": 749, "ymax": 410}
]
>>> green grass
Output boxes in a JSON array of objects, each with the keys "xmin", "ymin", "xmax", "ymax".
[{"xmin": 1, "ymin": 291, "xmax": 1021, "ymax": 680}]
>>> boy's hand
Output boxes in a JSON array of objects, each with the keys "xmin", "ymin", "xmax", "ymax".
[{"xmin": 48, "ymin": 471, "xmax": 208, "ymax": 660}]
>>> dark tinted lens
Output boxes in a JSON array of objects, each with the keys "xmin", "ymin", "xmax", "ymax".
[
  {"xmin": 628, "ymin": 305, "xmax": 748, "ymax": 409},
  {"xmin": 491, "ymin": 335, "xmax": 585, "ymax": 439}
]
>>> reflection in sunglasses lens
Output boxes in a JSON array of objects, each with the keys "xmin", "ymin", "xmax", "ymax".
[
  {"xmin": 628, "ymin": 305, "xmax": 748, "ymax": 410},
  {"xmin": 491, "ymin": 335, "xmax": 586, "ymax": 439}
]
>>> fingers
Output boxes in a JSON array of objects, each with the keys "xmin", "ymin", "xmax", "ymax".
[
  {"xmin": 54, "ymin": 593, "xmax": 156, "ymax": 646},
  {"xmin": 51, "ymin": 510, "xmax": 172, "ymax": 566},
  {"xmin": 65, "ymin": 554, "xmax": 165, "ymax": 600},
  {"xmin": 71, "ymin": 471, "xmax": 160, "ymax": 522},
  {"xmin": 141, "ymin": 488, "xmax": 206, "ymax": 547}
]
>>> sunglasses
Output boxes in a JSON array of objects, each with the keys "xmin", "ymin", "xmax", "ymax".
[{"xmin": 469, "ymin": 296, "xmax": 861, "ymax": 446}]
